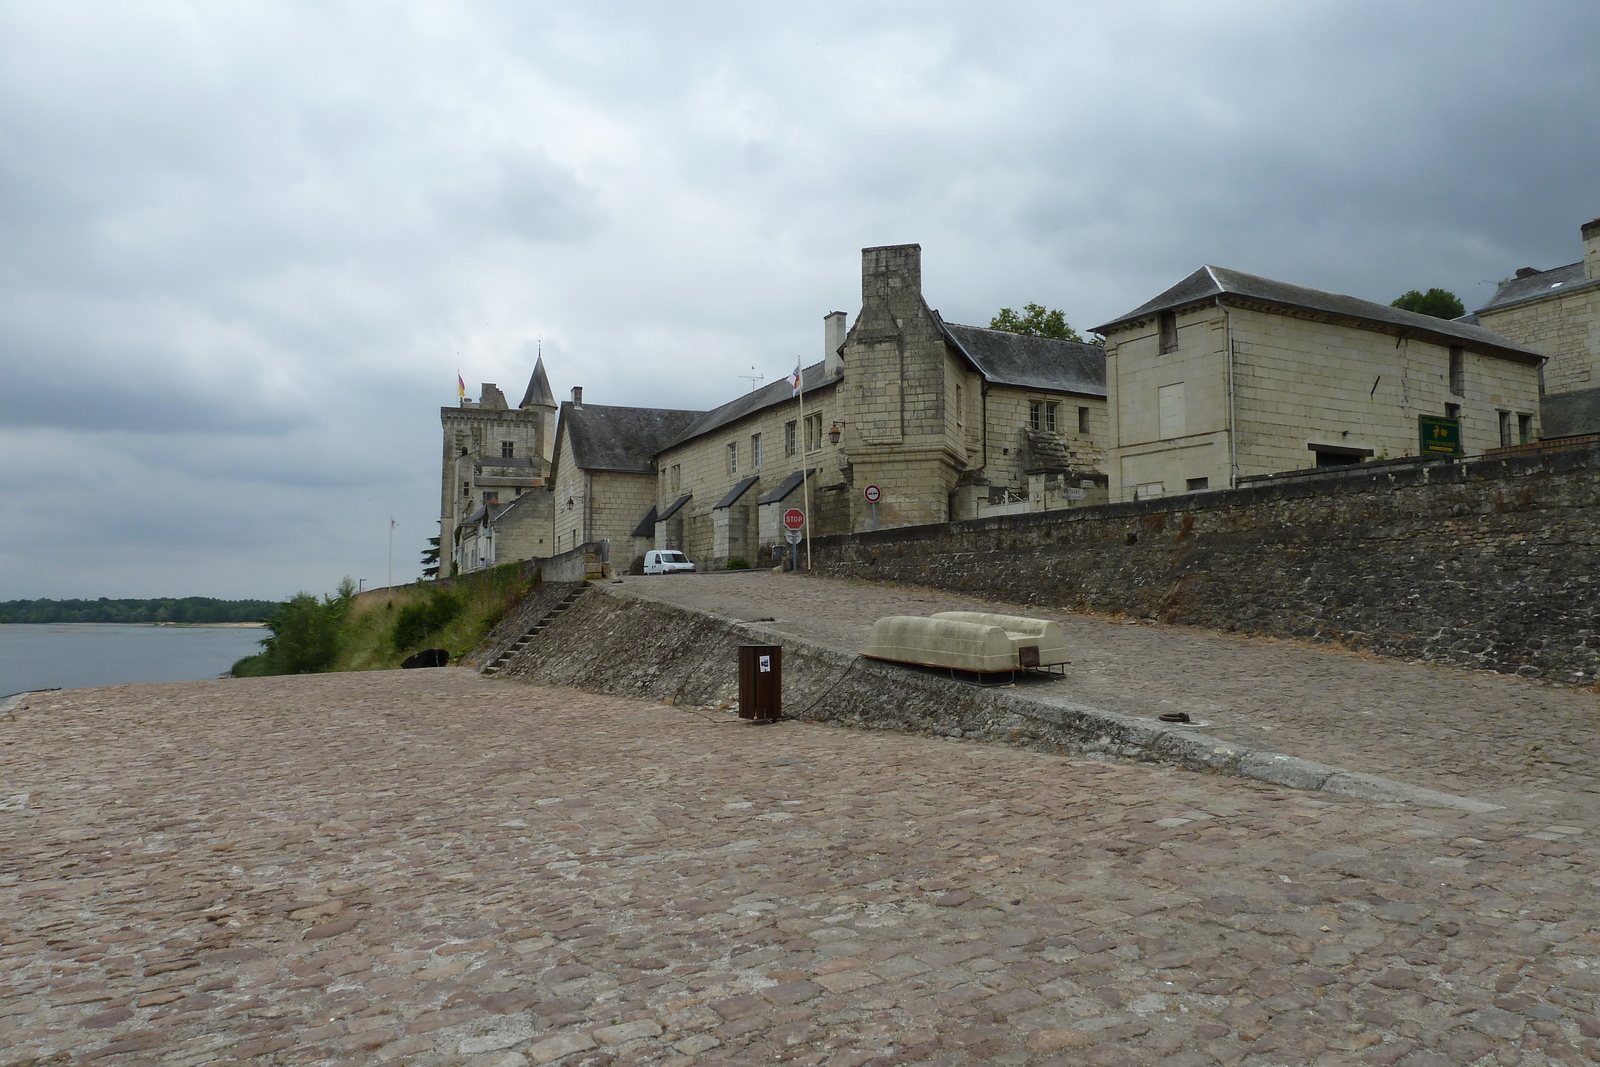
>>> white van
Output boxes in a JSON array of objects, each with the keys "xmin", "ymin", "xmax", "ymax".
[{"xmin": 644, "ymin": 550, "xmax": 696, "ymax": 575}]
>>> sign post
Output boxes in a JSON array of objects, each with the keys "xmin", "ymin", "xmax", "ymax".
[
  {"xmin": 782, "ymin": 509, "xmax": 805, "ymax": 571},
  {"xmin": 863, "ymin": 484, "xmax": 880, "ymax": 531}
]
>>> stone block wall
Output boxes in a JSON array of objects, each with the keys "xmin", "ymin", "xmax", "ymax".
[
  {"xmin": 654, "ymin": 382, "xmax": 845, "ymax": 566},
  {"xmin": 1477, "ymin": 286, "xmax": 1600, "ymax": 395},
  {"xmin": 809, "ymin": 445, "xmax": 1600, "ymax": 684}
]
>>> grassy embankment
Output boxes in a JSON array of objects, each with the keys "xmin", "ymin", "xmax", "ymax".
[{"xmin": 231, "ymin": 564, "xmax": 532, "ymax": 677}]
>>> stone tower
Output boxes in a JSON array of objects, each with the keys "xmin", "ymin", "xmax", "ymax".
[
  {"xmin": 838, "ymin": 244, "xmax": 966, "ymax": 530},
  {"xmin": 438, "ymin": 357, "xmax": 559, "ymax": 571}
]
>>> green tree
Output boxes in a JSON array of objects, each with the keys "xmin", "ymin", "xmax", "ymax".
[
  {"xmin": 234, "ymin": 578, "xmax": 355, "ymax": 676},
  {"xmin": 421, "ymin": 536, "xmax": 441, "ymax": 580},
  {"xmin": 1390, "ymin": 288, "xmax": 1465, "ymax": 320},
  {"xmin": 990, "ymin": 303, "xmax": 1100, "ymax": 344}
]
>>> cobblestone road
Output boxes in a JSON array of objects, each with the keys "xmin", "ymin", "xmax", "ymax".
[
  {"xmin": 619, "ymin": 573, "xmax": 1600, "ymax": 811},
  {"xmin": 5, "ymin": 669, "xmax": 1600, "ymax": 1066}
]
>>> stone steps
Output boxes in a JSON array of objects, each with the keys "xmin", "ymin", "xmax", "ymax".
[{"xmin": 480, "ymin": 586, "xmax": 588, "ymax": 676}]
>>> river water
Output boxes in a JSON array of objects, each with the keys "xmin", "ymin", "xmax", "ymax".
[{"xmin": 0, "ymin": 624, "xmax": 268, "ymax": 698}]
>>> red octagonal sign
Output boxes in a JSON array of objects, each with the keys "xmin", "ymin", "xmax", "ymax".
[{"xmin": 783, "ymin": 508, "xmax": 806, "ymax": 530}]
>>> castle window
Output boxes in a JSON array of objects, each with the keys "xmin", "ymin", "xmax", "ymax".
[
  {"xmin": 501, "ymin": 441, "xmax": 514, "ymax": 458},
  {"xmin": 1498, "ymin": 410, "xmax": 1512, "ymax": 447},
  {"xmin": 1045, "ymin": 402, "xmax": 1058, "ymax": 432},
  {"xmin": 670, "ymin": 464, "xmax": 681, "ymax": 492},
  {"xmin": 954, "ymin": 383, "xmax": 963, "ymax": 426},
  {"xmin": 785, "ymin": 420, "xmax": 798, "ymax": 456},
  {"xmin": 462, "ymin": 481, "xmax": 470, "ymax": 498},
  {"xmin": 484, "ymin": 491, "xmax": 498, "ymax": 505},
  {"xmin": 1518, "ymin": 413, "xmax": 1533, "ymax": 444},
  {"xmin": 1159, "ymin": 311, "xmax": 1178, "ymax": 354},
  {"xmin": 1078, "ymin": 406, "xmax": 1090, "ymax": 434},
  {"xmin": 727, "ymin": 442, "xmax": 738, "ymax": 474},
  {"xmin": 804, "ymin": 413, "xmax": 824, "ymax": 452},
  {"xmin": 1445, "ymin": 402, "xmax": 1461, "ymax": 420},
  {"xmin": 751, "ymin": 433, "xmax": 763, "ymax": 467},
  {"xmin": 1449, "ymin": 347, "xmax": 1465, "ymax": 396}
]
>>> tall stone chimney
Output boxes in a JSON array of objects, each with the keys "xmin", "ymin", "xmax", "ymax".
[
  {"xmin": 1583, "ymin": 217, "xmax": 1600, "ymax": 282},
  {"xmin": 571, "ymin": 386, "xmax": 583, "ymax": 407},
  {"xmin": 861, "ymin": 244, "xmax": 922, "ymax": 305},
  {"xmin": 824, "ymin": 311, "xmax": 847, "ymax": 379}
]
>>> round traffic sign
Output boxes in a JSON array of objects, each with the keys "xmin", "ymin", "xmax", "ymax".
[
  {"xmin": 863, "ymin": 484, "xmax": 881, "ymax": 503},
  {"xmin": 784, "ymin": 528, "xmax": 803, "ymax": 544},
  {"xmin": 782, "ymin": 508, "xmax": 805, "ymax": 530}
]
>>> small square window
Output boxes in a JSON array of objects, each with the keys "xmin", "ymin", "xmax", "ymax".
[
  {"xmin": 1186, "ymin": 477, "xmax": 1209, "ymax": 492},
  {"xmin": 500, "ymin": 441, "xmax": 515, "ymax": 458},
  {"xmin": 1159, "ymin": 311, "xmax": 1178, "ymax": 354},
  {"xmin": 1445, "ymin": 402, "xmax": 1462, "ymax": 420}
]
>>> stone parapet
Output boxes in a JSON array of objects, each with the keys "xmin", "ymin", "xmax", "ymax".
[{"xmin": 808, "ymin": 444, "xmax": 1600, "ymax": 682}]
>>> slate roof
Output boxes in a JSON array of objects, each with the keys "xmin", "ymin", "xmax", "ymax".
[
  {"xmin": 519, "ymin": 357, "xmax": 556, "ymax": 409},
  {"xmin": 663, "ymin": 362, "xmax": 839, "ymax": 451},
  {"xmin": 940, "ymin": 322, "xmax": 1106, "ymax": 397},
  {"xmin": 1476, "ymin": 262, "xmax": 1596, "ymax": 314},
  {"xmin": 714, "ymin": 475, "xmax": 761, "ymax": 510},
  {"xmin": 558, "ymin": 402, "xmax": 704, "ymax": 475},
  {"xmin": 759, "ymin": 469, "xmax": 816, "ymax": 505},
  {"xmin": 630, "ymin": 505, "xmax": 659, "ymax": 539},
  {"xmin": 658, "ymin": 494, "xmax": 692, "ymax": 521},
  {"xmin": 1094, "ymin": 265, "xmax": 1542, "ymax": 363}
]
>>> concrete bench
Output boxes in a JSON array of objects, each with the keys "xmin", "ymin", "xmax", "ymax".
[{"xmin": 862, "ymin": 612, "xmax": 1068, "ymax": 674}]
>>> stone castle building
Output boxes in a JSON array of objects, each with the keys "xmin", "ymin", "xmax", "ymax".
[
  {"xmin": 439, "ymin": 361, "xmax": 557, "ymax": 575},
  {"xmin": 1468, "ymin": 217, "xmax": 1600, "ymax": 438},
  {"xmin": 546, "ymin": 243, "xmax": 1113, "ymax": 572},
  {"xmin": 1094, "ymin": 267, "xmax": 1544, "ymax": 502},
  {"xmin": 439, "ymin": 233, "xmax": 1564, "ymax": 573}
]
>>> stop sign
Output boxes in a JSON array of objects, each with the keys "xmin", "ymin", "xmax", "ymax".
[{"xmin": 783, "ymin": 508, "xmax": 805, "ymax": 531}]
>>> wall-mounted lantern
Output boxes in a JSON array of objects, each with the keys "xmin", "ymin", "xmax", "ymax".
[{"xmin": 827, "ymin": 423, "xmax": 843, "ymax": 445}]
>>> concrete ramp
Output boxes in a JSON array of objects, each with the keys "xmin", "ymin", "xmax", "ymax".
[{"xmin": 486, "ymin": 583, "xmax": 1499, "ymax": 812}]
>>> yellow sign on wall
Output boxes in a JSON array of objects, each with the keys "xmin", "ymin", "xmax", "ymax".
[{"xmin": 1418, "ymin": 415, "xmax": 1463, "ymax": 455}]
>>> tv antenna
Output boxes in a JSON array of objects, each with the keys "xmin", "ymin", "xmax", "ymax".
[{"xmin": 738, "ymin": 366, "xmax": 765, "ymax": 392}]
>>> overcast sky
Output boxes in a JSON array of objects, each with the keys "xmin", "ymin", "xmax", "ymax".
[{"xmin": 1, "ymin": 1, "xmax": 1596, "ymax": 600}]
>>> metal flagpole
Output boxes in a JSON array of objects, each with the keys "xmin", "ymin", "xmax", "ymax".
[{"xmin": 797, "ymin": 364, "xmax": 813, "ymax": 571}]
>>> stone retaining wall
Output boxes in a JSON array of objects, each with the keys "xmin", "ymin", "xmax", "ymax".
[
  {"xmin": 492, "ymin": 586, "xmax": 1494, "ymax": 808},
  {"xmin": 810, "ymin": 446, "xmax": 1600, "ymax": 683}
]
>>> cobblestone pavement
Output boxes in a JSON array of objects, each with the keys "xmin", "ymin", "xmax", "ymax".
[
  {"xmin": 617, "ymin": 573, "xmax": 1600, "ymax": 811},
  {"xmin": 5, "ymin": 669, "xmax": 1600, "ymax": 1066}
]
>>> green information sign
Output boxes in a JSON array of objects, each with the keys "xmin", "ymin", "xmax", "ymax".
[{"xmin": 1418, "ymin": 414, "xmax": 1463, "ymax": 455}]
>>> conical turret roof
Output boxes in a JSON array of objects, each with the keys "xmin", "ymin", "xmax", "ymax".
[{"xmin": 519, "ymin": 356, "xmax": 555, "ymax": 409}]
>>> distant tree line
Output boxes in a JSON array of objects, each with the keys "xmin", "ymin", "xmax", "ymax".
[{"xmin": 0, "ymin": 597, "xmax": 277, "ymax": 624}]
